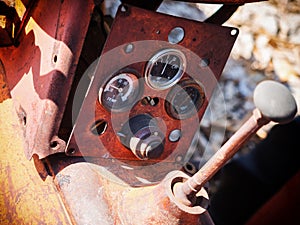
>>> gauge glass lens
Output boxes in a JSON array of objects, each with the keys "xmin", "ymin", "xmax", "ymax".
[
  {"xmin": 99, "ymin": 73, "xmax": 140, "ymax": 112},
  {"xmin": 172, "ymin": 86, "xmax": 200, "ymax": 116},
  {"xmin": 166, "ymin": 81, "xmax": 205, "ymax": 119},
  {"xmin": 145, "ymin": 49, "xmax": 186, "ymax": 90}
]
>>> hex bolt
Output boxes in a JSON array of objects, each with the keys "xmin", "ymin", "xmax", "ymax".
[{"xmin": 173, "ymin": 80, "xmax": 298, "ymax": 206}]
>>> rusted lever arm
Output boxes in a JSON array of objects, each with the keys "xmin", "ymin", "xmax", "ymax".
[{"xmin": 174, "ymin": 80, "xmax": 298, "ymax": 206}]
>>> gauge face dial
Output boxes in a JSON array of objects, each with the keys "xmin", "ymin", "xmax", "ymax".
[
  {"xmin": 166, "ymin": 81, "xmax": 205, "ymax": 120},
  {"xmin": 99, "ymin": 73, "xmax": 140, "ymax": 112},
  {"xmin": 145, "ymin": 49, "xmax": 186, "ymax": 90}
]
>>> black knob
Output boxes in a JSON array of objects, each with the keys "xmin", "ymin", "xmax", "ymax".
[{"xmin": 119, "ymin": 114, "xmax": 164, "ymax": 160}]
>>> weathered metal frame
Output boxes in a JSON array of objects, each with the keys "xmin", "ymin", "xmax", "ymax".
[
  {"xmin": 65, "ymin": 4, "xmax": 238, "ymax": 186},
  {"xmin": 0, "ymin": 0, "xmax": 95, "ymax": 159}
]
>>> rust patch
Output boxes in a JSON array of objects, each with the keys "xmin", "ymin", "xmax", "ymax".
[
  {"xmin": 0, "ymin": 0, "xmax": 95, "ymax": 159},
  {"xmin": 0, "ymin": 59, "xmax": 10, "ymax": 102},
  {"xmin": 66, "ymin": 5, "xmax": 238, "ymax": 185},
  {"xmin": 0, "ymin": 99, "xmax": 71, "ymax": 224}
]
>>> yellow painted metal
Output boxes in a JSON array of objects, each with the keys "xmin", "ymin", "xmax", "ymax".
[{"xmin": 0, "ymin": 99, "xmax": 71, "ymax": 225}]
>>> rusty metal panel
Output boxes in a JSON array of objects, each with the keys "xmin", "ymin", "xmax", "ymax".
[
  {"xmin": 66, "ymin": 4, "xmax": 238, "ymax": 185},
  {"xmin": 0, "ymin": 0, "xmax": 36, "ymax": 46},
  {"xmin": 0, "ymin": 99, "xmax": 71, "ymax": 223},
  {"xmin": 50, "ymin": 159, "xmax": 212, "ymax": 225},
  {"xmin": 0, "ymin": 0, "xmax": 94, "ymax": 159},
  {"xmin": 0, "ymin": 59, "xmax": 10, "ymax": 102}
]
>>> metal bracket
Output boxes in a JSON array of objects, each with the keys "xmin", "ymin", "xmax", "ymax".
[{"xmin": 0, "ymin": 0, "xmax": 94, "ymax": 159}]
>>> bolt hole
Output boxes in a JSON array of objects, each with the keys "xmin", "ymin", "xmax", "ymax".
[
  {"xmin": 67, "ymin": 148, "xmax": 76, "ymax": 155},
  {"xmin": 91, "ymin": 119, "xmax": 108, "ymax": 136},
  {"xmin": 175, "ymin": 154, "xmax": 184, "ymax": 164},
  {"xmin": 16, "ymin": 106, "xmax": 27, "ymax": 127},
  {"xmin": 231, "ymin": 29, "xmax": 238, "ymax": 36},
  {"xmin": 53, "ymin": 55, "xmax": 58, "ymax": 63},
  {"xmin": 185, "ymin": 163, "xmax": 193, "ymax": 171},
  {"xmin": 121, "ymin": 5, "xmax": 128, "ymax": 12},
  {"xmin": 183, "ymin": 162, "xmax": 197, "ymax": 175},
  {"xmin": 141, "ymin": 96, "xmax": 159, "ymax": 106},
  {"xmin": 200, "ymin": 58, "xmax": 210, "ymax": 67},
  {"xmin": 22, "ymin": 116, "xmax": 27, "ymax": 126},
  {"xmin": 50, "ymin": 141, "xmax": 59, "ymax": 150}
]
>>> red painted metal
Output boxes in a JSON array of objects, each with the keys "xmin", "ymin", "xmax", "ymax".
[
  {"xmin": 1, "ymin": 1, "xmax": 286, "ymax": 225},
  {"xmin": 66, "ymin": 4, "xmax": 238, "ymax": 185},
  {"xmin": 47, "ymin": 156, "xmax": 213, "ymax": 225},
  {"xmin": 0, "ymin": 59, "xmax": 10, "ymax": 102},
  {"xmin": 0, "ymin": 0, "xmax": 94, "ymax": 159},
  {"xmin": 0, "ymin": 0, "xmax": 37, "ymax": 46}
]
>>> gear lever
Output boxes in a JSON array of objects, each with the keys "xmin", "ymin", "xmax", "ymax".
[{"xmin": 173, "ymin": 80, "xmax": 298, "ymax": 206}]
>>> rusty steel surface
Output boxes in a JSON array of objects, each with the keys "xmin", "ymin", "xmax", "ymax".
[
  {"xmin": 0, "ymin": 60, "xmax": 10, "ymax": 102},
  {"xmin": 0, "ymin": 91, "xmax": 71, "ymax": 223},
  {"xmin": 0, "ymin": 0, "xmax": 94, "ymax": 159},
  {"xmin": 0, "ymin": 1, "xmax": 20, "ymax": 46},
  {"xmin": 50, "ymin": 159, "xmax": 213, "ymax": 225},
  {"xmin": 0, "ymin": 0, "xmax": 36, "ymax": 46},
  {"xmin": 66, "ymin": 4, "xmax": 238, "ymax": 185}
]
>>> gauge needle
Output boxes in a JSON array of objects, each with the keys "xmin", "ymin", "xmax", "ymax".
[
  {"xmin": 110, "ymin": 84, "xmax": 123, "ymax": 93},
  {"xmin": 161, "ymin": 55, "xmax": 170, "ymax": 75},
  {"xmin": 161, "ymin": 56, "xmax": 177, "ymax": 75}
]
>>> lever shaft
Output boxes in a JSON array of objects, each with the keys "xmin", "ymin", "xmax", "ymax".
[
  {"xmin": 181, "ymin": 109, "xmax": 268, "ymax": 204},
  {"xmin": 174, "ymin": 80, "xmax": 298, "ymax": 206}
]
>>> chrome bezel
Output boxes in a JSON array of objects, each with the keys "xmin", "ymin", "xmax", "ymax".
[
  {"xmin": 145, "ymin": 49, "xmax": 186, "ymax": 90},
  {"xmin": 99, "ymin": 72, "xmax": 140, "ymax": 112}
]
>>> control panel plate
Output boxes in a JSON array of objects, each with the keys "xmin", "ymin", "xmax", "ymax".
[{"xmin": 66, "ymin": 4, "xmax": 238, "ymax": 184}]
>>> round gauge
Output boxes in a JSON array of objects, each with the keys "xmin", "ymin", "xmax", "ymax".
[
  {"xmin": 145, "ymin": 49, "xmax": 186, "ymax": 90},
  {"xmin": 99, "ymin": 73, "xmax": 140, "ymax": 112},
  {"xmin": 166, "ymin": 80, "xmax": 205, "ymax": 120}
]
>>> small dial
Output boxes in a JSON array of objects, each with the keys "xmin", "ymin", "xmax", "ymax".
[
  {"xmin": 166, "ymin": 80, "xmax": 205, "ymax": 120},
  {"xmin": 99, "ymin": 73, "xmax": 140, "ymax": 112},
  {"xmin": 145, "ymin": 49, "xmax": 186, "ymax": 90}
]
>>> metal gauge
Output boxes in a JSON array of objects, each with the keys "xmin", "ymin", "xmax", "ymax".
[
  {"xmin": 166, "ymin": 80, "xmax": 205, "ymax": 120},
  {"xmin": 145, "ymin": 49, "xmax": 186, "ymax": 90},
  {"xmin": 99, "ymin": 73, "xmax": 140, "ymax": 112}
]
